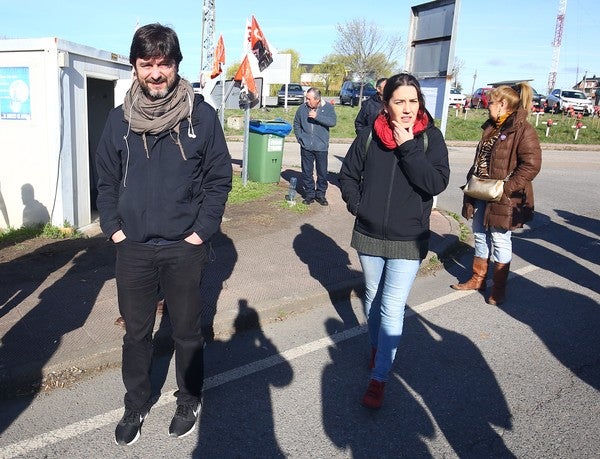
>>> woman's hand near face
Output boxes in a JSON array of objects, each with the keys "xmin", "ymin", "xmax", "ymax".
[{"xmin": 392, "ymin": 120, "xmax": 414, "ymax": 146}]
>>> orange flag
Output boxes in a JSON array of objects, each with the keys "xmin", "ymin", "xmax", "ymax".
[
  {"xmin": 233, "ymin": 55, "xmax": 258, "ymax": 106},
  {"xmin": 210, "ymin": 35, "xmax": 225, "ymax": 79},
  {"xmin": 248, "ymin": 16, "xmax": 273, "ymax": 72}
]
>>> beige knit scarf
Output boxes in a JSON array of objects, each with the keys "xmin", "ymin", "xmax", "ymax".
[{"xmin": 123, "ymin": 77, "xmax": 196, "ymax": 158}]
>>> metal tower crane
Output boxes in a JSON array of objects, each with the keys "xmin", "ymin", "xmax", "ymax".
[
  {"xmin": 200, "ymin": 0, "xmax": 216, "ymax": 80},
  {"xmin": 547, "ymin": 0, "xmax": 567, "ymax": 95}
]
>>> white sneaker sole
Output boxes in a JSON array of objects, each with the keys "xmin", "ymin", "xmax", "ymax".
[
  {"xmin": 169, "ymin": 408, "xmax": 200, "ymax": 439},
  {"xmin": 114, "ymin": 412, "xmax": 147, "ymax": 446}
]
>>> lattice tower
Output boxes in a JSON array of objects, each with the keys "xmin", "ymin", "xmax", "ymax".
[
  {"xmin": 547, "ymin": 0, "xmax": 567, "ymax": 94},
  {"xmin": 200, "ymin": 0, "xmax": 216, "ymax": 75}
]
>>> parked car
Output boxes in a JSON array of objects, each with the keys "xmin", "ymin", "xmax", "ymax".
[
  {"xmin": 277, "ymin": 84, "xmax": 305, "ymax": 105},
  {"xmin": 471, "ymin": 87, "xmax": 492, "ymax": 108},
  {"xmin": 448, "ymin": 88, "xmax": 466, "ymax": 106},
  {"xmin": 545, "ymin": 89, "xmax": 593, "ymax": 115},
  {"xmin": 192, "ymin": 82, "xmax": 202, "ymax": 94},
  {"xmin": 339, "ymin": 81, "xmax": 377, "ymax": 106},
  {"xmin": 531, "ymin": 88, "xmax": 546, "ymax": 109}
]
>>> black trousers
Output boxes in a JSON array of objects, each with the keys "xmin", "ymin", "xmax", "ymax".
[{"xmin": 115, "ymin": 239, "xmax": 208, "ymax": 411}]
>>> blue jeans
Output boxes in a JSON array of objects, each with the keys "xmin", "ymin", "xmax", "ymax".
[
  {"xmin": 300, "ymin": 147, "xmax": 328, "ymax": 199},
  {"xmin": 359, "ymin": 253, "xmax": 421, "ymax": 382},
  {"xmin": 472, "ymin": 199, "xmax": 512, "ymax": 263}
]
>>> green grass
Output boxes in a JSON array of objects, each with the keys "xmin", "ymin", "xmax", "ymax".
[
  {"xmin": 0, "ymin": 221, "xmax": 83, "ymax": 248},
  {"xmin": 447, "ymin": 211, "xmax": 471, "ymax": 243},
  {"xmin": 228, "ymin": 172, "xmax": 279, "ymax": 204},
  {"xmin": 446, "ymin": 107, "xmax": 600, "ymax": 144},
  {"xmin": 224, "ymin": 105, "xmax": 600, "ymax": 144},
  {"xmin": 277, "ymin": 199, "xmax": 311, "ymax": 213},
  {"xmin": 229, "ymin": 172, "xmax": 311, "ymax": 212},
  {"xmin": 0, "ymin": 225, "xmax": 45, "ymax": 246}
]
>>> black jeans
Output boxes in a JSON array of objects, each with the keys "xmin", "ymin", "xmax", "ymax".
[
  {"xmin": 300, "ymin": 147, "xmax": 328, "ymax": 200},
  {"xmin": 115, "ymin": 239, "xmax": 208, "ymax": 411}
]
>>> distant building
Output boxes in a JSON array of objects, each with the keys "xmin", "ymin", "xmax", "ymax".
[
  {"xmin": 574, "ymin": 75, "xmax": 600, "ymax": 98},
  {"xmin": 299, "ymin": 63, "xmax": 326, "ymax": 87}
]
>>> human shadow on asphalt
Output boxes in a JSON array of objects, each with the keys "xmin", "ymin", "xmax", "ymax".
[
  {"xmin": 199, "ymin": 229, "xmax": 238, "ymax": 343},
  {"xmin": 321, "ymin": 314, "xmax": 516, "ymax": 457},
  {"xmin": 321, "ymin": 318, "xmax": 435, "ymax": 457},
  {"xmin": 513, "ymin": 210, "xmax": 599, "ymax": 294},
  {"xmin": 500, "ymin": 275, "xmax": 600, "ymax": 391},
  {"xmin": 502, "ymin": 209, "xmax": 600, "ymax": 390},
  {"xmin": 0, "ymin": 236, "xmax": 115, "ymax": 434},
  {"xmin": 293, "ymin": 223, "xmax": 362, "ymax": 327},
  {"xmin": 193, "ymin": 300, "xmax": 293, "ymax": 457},
  {"xmin": 399, "ymin": 314, "xmax": 516, "ymax": 457},
  {"xmin": 0, "ymin": 238, "xmax": 92, "ymax": 322},
  {"xmin": 553, "ymin": 208, "xmax": 600, "ymax": 245}
]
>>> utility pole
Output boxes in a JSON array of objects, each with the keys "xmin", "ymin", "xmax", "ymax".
[{"xmin": 471, "ymin": 69, "xmax": 477, "ymax": 96}]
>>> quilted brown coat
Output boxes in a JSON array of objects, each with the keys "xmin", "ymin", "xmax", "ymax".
[{"xmin": 462, "ymin": 108, "xmax": 542, "ymax": 230}]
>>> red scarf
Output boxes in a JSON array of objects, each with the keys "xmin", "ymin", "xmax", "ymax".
[{"xmin": 373, "ymin": 111, "xmax": 429, "ymax": 149}]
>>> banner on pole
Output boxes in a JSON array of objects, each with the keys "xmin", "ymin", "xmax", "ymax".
[
  {"xmin": 233, "ymin": 55, "xmax": 258, "ymax": 107},
  {"xmin": 210, "ymin": 35, "xmax": 225, "ymax": 79},
  {"xmin": 248, "ymin": 16, "xmax": 273, "ymax": 72}
]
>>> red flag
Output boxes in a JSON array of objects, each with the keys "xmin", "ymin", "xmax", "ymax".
[
  {"xmin": 210, "ymin": 35, "xmax": 225, "ymax": 79},
  {"xmin": 233, "ymin": 55, "xmax": 258, "ymax": 106},
  {"xmin": 248, "ymin": 16, "xmax": 273, "ymax": 72}
]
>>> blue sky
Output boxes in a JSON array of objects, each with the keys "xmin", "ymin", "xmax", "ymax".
[{"xmin": 2, "ymin": 0, "xmax": 597, "ymax": 95}]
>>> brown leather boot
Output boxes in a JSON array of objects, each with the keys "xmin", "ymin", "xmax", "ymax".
[
  {"xmin": 451, "ymin": 256, "xmax": 488, "ymax": 291},
  {"xmin": 487, "ymin": 262, "xmax": 510, "ymax": 306}
]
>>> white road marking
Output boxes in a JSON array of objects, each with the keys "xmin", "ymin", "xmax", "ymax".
[{"xmin": 0, "ymin": 264, "xmax": 543, "ymax": 457}]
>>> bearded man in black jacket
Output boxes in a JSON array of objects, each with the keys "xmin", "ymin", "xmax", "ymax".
[{"xmin": 96, "ymin": 23, "xmax": 232, "ymax": 446}]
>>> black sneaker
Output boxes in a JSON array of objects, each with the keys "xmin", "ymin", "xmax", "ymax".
[
  {"xmin": 115, "ymin": 408, "xmax": 147, "ymax": 446},
  {"xmin": 302, "ymin": 198, "xmax": 314, "ymax": 205},
  {"xmin": 169, "ymin": 402, "xmax": 201, "ymax": 438},
  {"xmin": 315, "ymin": 196, "xmax": 329, "ymax": 206}
]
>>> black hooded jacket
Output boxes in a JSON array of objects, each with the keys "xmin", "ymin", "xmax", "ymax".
[
  {"xmin": 96, "ymin": 94, "xmax": 232, "ymax": 243},
  {"xmin": 354, "ymin": 93, "xmax": 384, "ymax": 134},
  {"xmin": 339, "ymin": 115, "xmax": 450, "ymax": 244}
]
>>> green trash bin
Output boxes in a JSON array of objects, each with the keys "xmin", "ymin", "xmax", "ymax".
[{"xmin": 247, "ymin": 120, "xmax": 292, "ymax": 183}]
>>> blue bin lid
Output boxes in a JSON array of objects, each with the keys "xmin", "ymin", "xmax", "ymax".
[{"xmin": 249, "ymin": 118, "xmax": 292, "ymax": 137}]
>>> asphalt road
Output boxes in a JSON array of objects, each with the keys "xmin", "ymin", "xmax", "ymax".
[{"xmin": 0, "ymin": 146, "xmax": 598, "ymax": 458}]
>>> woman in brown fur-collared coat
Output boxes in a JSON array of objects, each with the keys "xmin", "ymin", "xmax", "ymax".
[{"xmin": 451, "ymin": 82, "xmax": 542, "ymax": 305}]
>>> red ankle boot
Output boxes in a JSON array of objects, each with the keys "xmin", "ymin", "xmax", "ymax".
[{"xmin": 361, "ymin": 379, "xmax": 385, "ymax": 409}]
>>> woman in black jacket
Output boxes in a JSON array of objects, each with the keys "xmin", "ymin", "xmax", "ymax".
[{"xmin": 339, "ymin": 73, "xmax": 449, "ymax": 409}]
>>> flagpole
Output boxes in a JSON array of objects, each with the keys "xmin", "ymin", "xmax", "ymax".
[
  {"xmin": 236, "ymin": 16, "xmax": 273, "ymax": 187},
  {"xmin": 219, "ymin": 70, "xmax": 225, "ymax": 128},
  {"xmin": 242, "ymin": 105, "xmax": 250, "ymax": 186}
]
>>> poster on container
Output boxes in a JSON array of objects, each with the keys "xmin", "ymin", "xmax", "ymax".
[{"xmin": 0, "ymin": 67, "xmax": 31, "ymax": 120}]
